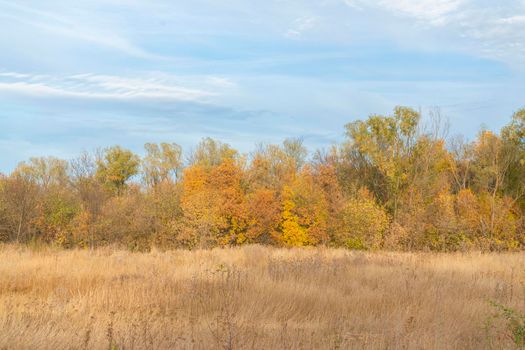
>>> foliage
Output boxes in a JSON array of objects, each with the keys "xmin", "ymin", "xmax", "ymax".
[
  {"xmin": 338, "ymin": 188, "xmax": 389, "ymax": 250},
  {"xmin": 277, "ymin": 186, "xmax": 310, "ymax": 246},
  {"xmin": 96, "ymin": 146, "xmax": 140, "ymax": 195},
  {"xmin": 0, "ymin": 108, "xmax": 524, "ymax": 251},
  {"xmin": 142, "ymin": 142, "xmax": 182, "ymax": 186}
]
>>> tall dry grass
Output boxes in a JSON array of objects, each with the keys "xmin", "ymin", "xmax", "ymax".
[{"xmin": 0, "ymin": 245, "xmax": 523, "ymax": 349}]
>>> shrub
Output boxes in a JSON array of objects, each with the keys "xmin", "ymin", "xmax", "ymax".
[
  {"xmin": 338, "ymin": 188, "xmax": 389, "ymax": 250},
  {"xmin": 487, "ymin": 301, "xmax": 525, "ymax": 348}
]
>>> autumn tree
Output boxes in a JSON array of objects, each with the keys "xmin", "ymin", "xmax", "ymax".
[
  {"xmin": 283, "ymin": 138, "xmax": 308, "ymax": 172},
  {"xmin": 17, "ymin": 157, "xmax": 79, "ymax": 246},
  {"xmin": 5, "ymin": 157, "xmax": 73, "ymax": 244},
  {"xmin": 338, "ymin": 188, "xmax": 389, "ymax": 250},
  {"xmin": 188, "ymin": 138, "xmax": 238, "ymax": 168},
  {"xmin": 399, "ymin": 135, "xmax": 453, "ymax": 248},
  {"xmin": 0, "ymin": 175, "xmax": 6, "ymax": 241},
  {"xmin": 208, "ymin": 158, "xmax": 249, "ymax": 245},
  {"xmin": 176, "ymin": 165, "xmax": 211, "ymax": 247},
  {"xmin": 143, "ymin": 142, "xmax": 182, "ymax": 187},
  {"xmin": 449, "ymin": 135, "xmax": 474, "ymax": 192},
  {"xmin": 0, "ymin": 105, "xmax": 524, "ymax": 252},
  {"xmin": 0, "ymin": 165, "xmax": 40, "ymax": 242},
  {"xmin": 247, "ymin": 141, "xmax": 302, "ymax": 190},
  {"xmin": 278, "ymin": 185, "xmax": 310, "ymax": 246},
  {"xmin": 501, "ymin": 108, "xmax": 525, "ymax": 206},
  {"xmin": 244, "ymin": 188, "xmax": 280, "ymax": 244},
  {"xmin": 97, "ymin": 186, "xmax": 154, "ymax": 251},
  {"xmin": 68, "ymin": 152, "xmax": 110, "ymax": 248},
  {"xmin": 275, "ymin": 167, "xmax": 329, "ymax": 246},
  {"xmin": 470, "ymin": 131, "xmax": 517, "ymax": 239},
  {"xmin": 96, "ymin": 146, "xmax": 140, "ymax": 195},
  {"xmin": 177, "ymin": 158, "xmax": 248, "ymax": 248},
  {"xmin": 312, "ymin": 152, "xmax": 346, "ymax": 241},
  {"xmin": 344, "ymin": 106, "xmax": 420, "ymax": 219},
  {"xmin": 148, "ymin": 179, "xmax": 183, "ymax": 248},
  {"xmin": 502, "ymin": 108, "xmax": 525, "ymax": 146}
]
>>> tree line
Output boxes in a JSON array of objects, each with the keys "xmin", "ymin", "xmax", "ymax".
[{"xmin": 1, "ymin": 106, "xmax": 524, "ymax": 251}]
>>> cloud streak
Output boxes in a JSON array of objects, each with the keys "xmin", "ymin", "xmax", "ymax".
[
  {"xmin": 0, "ymin": 72, "xmax": 225, "ymax": 102},
  {"xmin": 344, "ymin": 0, "xmax": 525, "ymax": 66},
  {"xmin": 285, "ymin": 16, "xmax": 319, "ymax": 39},
  {"xmin": 0, "ymin": 1, "xmax": 164, "ymax": 60}
]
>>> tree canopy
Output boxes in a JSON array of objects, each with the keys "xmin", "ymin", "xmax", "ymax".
[{"xmin": 1, "ymin": 107, "xmax": 524, "ymax": 252}]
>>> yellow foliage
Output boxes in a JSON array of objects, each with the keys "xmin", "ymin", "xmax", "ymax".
[
  {"xmin": 278, "ymin": 186, "xmax": 310, "ymax": 246},
  {"xmin": 178, "ymin": 160, "xmax": 249, "ymax": 248},
  {"xmin": 245, "ymin": 188, "xmax": 280, "ymax": 243},
  {"xmin": 339, "ymin": 188, "xmax": 389, "ymax": 250}
]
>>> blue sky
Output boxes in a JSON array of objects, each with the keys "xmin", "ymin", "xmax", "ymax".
[{"xmin": 1, "ymin": 0, "xmax": 524, "ymax": 171}]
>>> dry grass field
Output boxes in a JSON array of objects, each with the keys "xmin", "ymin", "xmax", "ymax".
[{"xmin": 0, "ymin": 245, "xmax": 524, "ymax": 349}]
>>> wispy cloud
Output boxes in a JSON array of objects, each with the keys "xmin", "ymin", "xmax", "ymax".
[
  {"xmin": 285, "ymin": 16, "xmax": 319, "ymax": 39},
  {"xmin": 0, "ymin": 72, "xmax": 222, "ymax": 102},
  {"xmin": 344, "ymin": 0, "xmax": 525, "ymax": 66},
  {"xmin": 377, "ymin": 0, "xmax": 464, "ymax": 25},
  {"xmin": 498, "ymin": 15, "xmax": 525, "ymax": 24},
  {"xmin": 344, "ymin": 0, "xmax": 465, "ymax": 24},
  {"xmin": 0, "ymin": 1, "xmax": 164, "ymax": 60}
]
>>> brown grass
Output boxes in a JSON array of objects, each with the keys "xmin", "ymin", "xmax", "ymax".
[{"xmin": 0, "ymin": 245, "xmax": 523, "ymax": 349}]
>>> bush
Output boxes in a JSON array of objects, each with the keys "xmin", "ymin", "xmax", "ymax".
[
  {"xmin": 338, "ymin": 188, "xmax": 389, "ymax": 250},
  {"xmin": 486, "ymin": 301, "xmax": 525, "ymax": 348}
]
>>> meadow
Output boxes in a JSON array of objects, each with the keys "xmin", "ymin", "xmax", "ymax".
[{"xmin": 0, "ymin": 245, "xmax": 524, "ymax": 349}]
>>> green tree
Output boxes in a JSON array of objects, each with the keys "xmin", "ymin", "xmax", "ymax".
[
  {"xmin": 344, "ymin": 106, "xmax": 420, "ymax": 219},
  {"xmin": 96, "ymin": 146, "xmax": 140, "ymax": 195}
]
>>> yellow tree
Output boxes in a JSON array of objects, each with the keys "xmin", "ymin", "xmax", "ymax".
[
  {"xmin": 275, "ymin": 167, "xmax": 329, "ymax": 247},
  {"xmin": 178, "ymin": 158, "xmax": 249, "ymax": 248},
  {"xmin": 338, "ymin": 188, "xmax": 389, "ymax": 250},
  {"xmin": 208, "ymin": 158, "xmax": 249, "ymax": 245},
  {"xmin": 177, "ymin": 165, "xmax": 214, "ymax": 248},
  {"xmin": 278, "ymin": 185, "xmax": 309, "ymax": 246}
]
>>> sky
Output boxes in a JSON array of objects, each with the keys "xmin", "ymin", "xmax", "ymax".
[{"xmin": 0, "ymin": 0, "xmax": 524, "ymax": 171}]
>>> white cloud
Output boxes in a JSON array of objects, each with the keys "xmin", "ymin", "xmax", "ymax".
[
  {"xmin": 2, "ymin": 0, "xmax": 524, "ymax": 67},
  {"xmin": 285, "ymin": 16, "xmax": 319, "ymax": 38},
  {"xmin": 0, "ymin": 72, "xmax": 218, "ymax": 102},
  {"xmin": 0, "ymin": 72, "xmax": 32, "ymax": 79},
  {"xmin": 498, "ymin": 15, "xmax": 525, "ymax": 24},
  {"xmin": 206, "ymin": 76, "xmax": 237, "ymax": 89},
  {"xmin": 376, "ymin": 0, "xmax": 464, "ymax": 25},
  {"xmin": 344, "ymin": 0, "xmax": 466, "ymax": 26},
  {"xmin": 343, "ymin": 0, "xmax": 525, "ymax": 66},
  {"xmin": 0, "ymin": 1, "xmax": 164, "ymax": 60}
]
